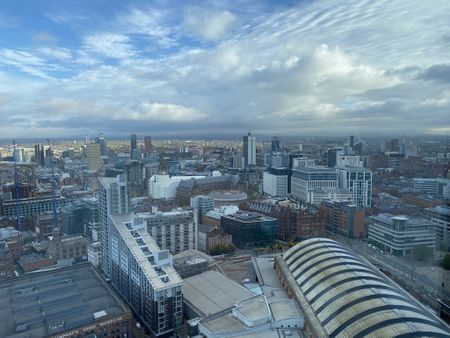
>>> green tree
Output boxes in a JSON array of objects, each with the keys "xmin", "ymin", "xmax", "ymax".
[{"xmin": 443, "ymin": 254, "xmax": 450, "ymax": 270}]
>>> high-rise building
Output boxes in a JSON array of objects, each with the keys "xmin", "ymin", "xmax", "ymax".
[
  {"xmin": 98, "ymin": 175, "xmax": 130, "ymax": 278},
  {"xmin": 348, "ymin": 135, "xmax": 355, "ymax": 148},
  {"xmin": 230, "ymin": 150, "xmax": 244, "ymax": 169},
  {"xmin": 34, "ymin": 144, "xmax": 44, "ymax": 166},
  {"xmin": 144, "ymin": 136, "xmax": 152, "ymax": 154},
  {"xmin": 130, "ymin": 133, "xmax": 138, "ymax": 159},
  {"xmin": 336, "ymin": 166, "xmax": 372, "ymax": 207},
  {"xmin": 271, "ymin": 136, "xmax": 280, "ymax": 152},
  {"xmin": 86, "ymin": 143, "xmax": 101, "ymax": 172},
  {"xmin": 327, "ymin": 147, "xmax": 344, "ymax": 167},
  {"xmin": 124, "ymin": 160, "xmax": 144, "ymax": 197},
  {"xmin": 95, "ymin": 133, "xmax": 107, "ymax": 156},
  {"xmin": 109, "ymin": 214, "xmax": 183, "ymax": 336},
  {"xmin": 243, "ymin": 132, "xmax": 256, "ymax": 167}
]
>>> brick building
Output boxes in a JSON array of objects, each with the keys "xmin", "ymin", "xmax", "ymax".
[
  {"xmin": 319, "ymin": 200, "xmax": 366, "ymax": 238},
  {"xmin": 198, "ymin": 224, "xmax": 233, "ymax": 253},
  {"xmin": 240, "ymin": 201, "xmax": 325, "ymax": 242}
]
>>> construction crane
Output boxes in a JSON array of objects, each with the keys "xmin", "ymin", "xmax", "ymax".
[
  {"xmin": 12, "ymin": 140, "xmax": 21, "ymax": 229},
  {"xmin": 47, "ymin": 139, "xmax": 58, "ymax": 229}
]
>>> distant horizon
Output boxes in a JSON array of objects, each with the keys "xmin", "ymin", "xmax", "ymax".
[{"xmin": 0, "ymin": 132, "xmax": 448, "ymax": 146}]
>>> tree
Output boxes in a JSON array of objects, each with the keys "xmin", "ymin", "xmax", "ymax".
[
  {"xmin": 412, "ymin": 245, "xmax": 433, "ymax": 261},
  {"xmin": 442, "ymin": 254, "xmax": 450, "ymax": 270}
]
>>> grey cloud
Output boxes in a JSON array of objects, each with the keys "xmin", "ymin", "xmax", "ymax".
[{"xmin": 417, "ymin": 64, "xmax": 450, "ymax": 84}]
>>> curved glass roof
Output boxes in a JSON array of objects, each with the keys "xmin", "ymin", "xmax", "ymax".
[{"xmin": 283, "ymin": 238, "xmax": 450, "ymax": 338}]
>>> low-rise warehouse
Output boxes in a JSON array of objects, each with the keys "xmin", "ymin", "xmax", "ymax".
[{"xmin": 0, "ymin": 263, "xmax": 131, "ymax": 338}]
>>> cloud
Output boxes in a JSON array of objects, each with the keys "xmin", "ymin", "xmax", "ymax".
[
  {"xmin": 184, "ymin": 8, "xmax": 237, "ymax": 41},
  {"xmin": 417, "ymin": 64, "xmax": 450, "ymax": 84},
  {"xmin": 33, "ymin": 32, "xmax": 58, "ymax": 45},
  {"xmin": 134, "ymin": 102, "xmax": 208, "ymax": 121},
  {"xmin": 1, "ymin": 0, "xmax": 450, "ymax": 138},
  {"xmin": 83, "ymin": 33, "xmax": 136, "ymax": 59},
  {"xmin": 38, "ymin": 47, "xmax": 72, "ymax": 60}
]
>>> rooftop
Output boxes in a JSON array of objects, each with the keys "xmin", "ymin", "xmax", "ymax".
[
  {"xmin": 282, "ymin": 238, "xmax": 450, "ymax": 338},
  {"xmin": 183, "ymin": 270, "xmax": 254, "ymax": 317},
  {"xmin": 223, "ymin": 211, "xmax": 277, "ymax": 223},
  {"xmin": 111, "ymin": 213, "xmax": 182, "ymax": 290},
  {"xmin": 0, "ymin": 263, "xmax": 130, "ymax": 338}
]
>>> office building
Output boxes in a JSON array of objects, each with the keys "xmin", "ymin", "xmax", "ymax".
[
  {"xmin": 221, "ymin": 211, "xmax": 277, "ymax": 249},
  {"xmin": 327, "ymin": 147, "xmax": 344, "ymax": 168},
  {"xmin": 291, "ymin": 166, "xmax": 350, "ymax": 205},
  {"xmin": 94, "ymin": 133, "xmax": 107, "ymax": 156},
  {"xmin": 292, "ymin": 157, "xmax": 316, "ymax": 169},
  {"xmin": 271, "ymin": 152, "xmax": 290, "ymax": 168},
  {"xmin": 263, "ymin": 169, "xmax": 288, "ymax": 197},
  {"xmin": 130, "ymin": 133, "xmax": 138, "ymax": 159},
  {"xmin": 34, "ymin": 144, "xmax": 45, "ymax": 166},
  {"xmin": 190, "ymin": 195, "xmax": 214, "ymax": 223},
  {"xmin": 2, "ymin": 195, "xmax": 67, "ymax": 218},
  {"xmin": 230, "ymin": 150, "xmax": 244, "ymax": 169},
  {"xmin": 271, "ymin": 136, "xmax": 281, "ymax": 152},
  {"xmin": 144, "ymin": 136, "xmax": 152, "ymax": 154},
  {"xmin": 320, "ymin": 200, "xmax": 366, "ymax": 238},
  {"xmin": 243, "ymin": 132, "xmax": 256, "ymax": 167},
  {"xmin": 124, "ymin": 160, "xmax": 144, "ymax": 197},
  {"xmin": 99, "ymin": 175, "xmax": 130, "ymax": 278},
  {"xmin": 348, "ymin": 135, "xmax": 355, "ymax": 148},
  {"xmin": 141, "ymin": 209, "xmax": 197, "ymax": 254},
  {"xmin": 275, "ymin": 238, "xmax": 450, "ymax": 337},
  {"xmin": 85, "ymin": 143, "xmax": 101, "ymax": 172},
  {"xmin": 414, "ymin": 178, "xmax": 439, "ymax": 194},
  {"xmin": 336, "ymin": 166, "xmax": 372, "ymax": 207},
  {"xmin": 109, "ymin": 214, "xmax": 183, "ymax": 336},
  {"xmin": 336, "ymin": 155, "xmax": 363, "ymax": 167},
  {"xmin": 424, "ymin": 205, "xmax": 450, "ymax": 251},
  {"xmin": 368, "ymin": 214, "xmax": 436, "ymax": 256}
]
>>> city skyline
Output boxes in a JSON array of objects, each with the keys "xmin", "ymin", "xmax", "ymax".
[{"xmin": 0, "ymin": 0, "xmax": 449, "ymax": 138}]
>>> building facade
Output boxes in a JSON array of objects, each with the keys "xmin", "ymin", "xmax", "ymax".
[
  {"xmin": 143, "ymin": 209, "xmax": 197, "ymax": 254},
  {"xmin": 86, "ymin": 143, "xmax": 102, "ymax": 172},
  {"xmin": 291, "ymin": 167, "xmax": 349, "ymax": 205},
  {"xmin": 368, "ymin": 214, "xmax": 436, "ymax": 256},
  {"xmin": 109, "ymin": 214, "xmax": 183, "ymax": 337},
  {"xmin": 424, "ymin": 205, "xmax": 450, "ymax": 251},
  {"xmin": 263, "ymin": 170, "xmax": 288, "ymax": 197},
  {"xmin": 221, "ymin": 211, "xmax": 277, "ymax": 248},
  {"xmin": 320, "ymin": 200, "xmax": 366, "ymax": 238},
  {"xmin": 243, "ymin": 132, "xmax": 256, "ymax": 167},
  {"xmin": 99, "ymin": 175, "xmax": 130, "ymax": 278},
  {"xmin": 336, "ymin": 166, "xmax": 372, "ymax": 207}
]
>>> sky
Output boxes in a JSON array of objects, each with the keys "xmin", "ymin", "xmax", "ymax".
[{"xmin": 0, "ymin": 0, "xmax": 449, "ymax": 139}]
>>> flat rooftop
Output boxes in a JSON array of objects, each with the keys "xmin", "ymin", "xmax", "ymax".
[
  {"xmin": 183, "ymin": 270, "xmax": 254, "ymax": 317},
  {"xmin": 0, "ymin": 263, "xmax": 130, "ymax": 338}
]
